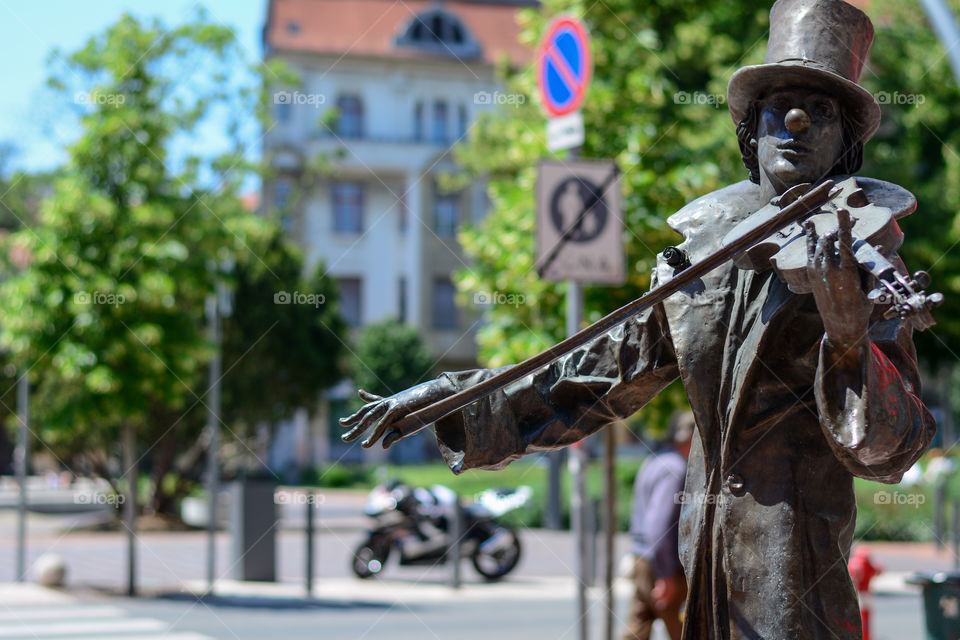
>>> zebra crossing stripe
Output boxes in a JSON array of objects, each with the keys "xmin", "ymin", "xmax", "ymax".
[
  {"xmin": 0, "ymin": 606, "xmax": 125, "ymax": 621},
  {"xmin": 0, "ymin": 618, "xmax": 166, "ymax": 637}
]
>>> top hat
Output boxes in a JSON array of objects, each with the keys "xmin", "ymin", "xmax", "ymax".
[{"xmin": 727, "ymin": 0, "xmax": 881, "ymax": 141}]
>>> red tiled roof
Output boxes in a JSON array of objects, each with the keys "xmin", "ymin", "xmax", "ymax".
[{"xmin": 264, "ymin": 0, "xmax": 533, "ymax": 66}]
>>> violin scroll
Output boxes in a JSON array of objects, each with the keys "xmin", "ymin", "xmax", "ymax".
[{"xmin": 867, "ymin": 269, "xmax": 943, "ymax": 332}]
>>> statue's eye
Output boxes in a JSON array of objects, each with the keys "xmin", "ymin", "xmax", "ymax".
[
  {"xmin": 812, "ymin": 100, "xmax": 836, "ymax": 120},
  {"xmin": 767, "ymin": 96, "xmax": 790, "ymax": 112}
]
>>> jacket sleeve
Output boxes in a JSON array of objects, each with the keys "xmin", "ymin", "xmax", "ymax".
[
  {"xmin": 432, "ymin": 300, "xmax": 680, "ymax": 473},
  {"xmin": 814, "ymin": 258, "xmax": 937, "ymax": 483}
]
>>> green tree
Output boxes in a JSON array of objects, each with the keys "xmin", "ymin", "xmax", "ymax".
[
  {"xmin": 454, "ymin": 0, "xmax": 772, "ymax": 432},
  {"xmin": 351, "ymin": 319, "xmax": 435, "ymax": 398},
  {"xmin": 0, "ymin": 13, "xmax": 343, "ymax": 514},
  {"xmin": 858, "ymin": 0, "xmax": 960, "ymax": 369},
  {"xmin": 454, "ymin": 0, "xmax": 960, "ymax": 433}
]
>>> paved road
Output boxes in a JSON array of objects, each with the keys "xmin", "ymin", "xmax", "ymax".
[
  {"xmin": 0, "ymin": 495, "xmax": 949, "ymax": 639},
  {"xmin": 0, "ymin": 580, "xmax": 929, "ymax": 640}
]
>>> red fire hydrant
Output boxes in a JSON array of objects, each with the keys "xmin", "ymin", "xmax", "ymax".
[{"xmin": 848, "ymin": 547, "xmax": 883, "ymax": 640}]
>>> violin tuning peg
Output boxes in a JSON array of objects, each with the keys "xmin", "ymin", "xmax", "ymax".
[
  {"xmin": 867, "ymin": 288, "xmax": 892, "ymax": 305},
  {"xmin": 927, "ymin": 292, "xmax": 945, "ymax": 308},
  {"xmin": 912, "ymin": 271, "xmax": 932, "ymax": 289}
]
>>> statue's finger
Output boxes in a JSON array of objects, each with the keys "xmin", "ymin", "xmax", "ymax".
[
  {"xmin": 836, "ymin": 209, "xmax": 857, "ymax": 269},
  {"xmin": 361, "ymin": 406, "xmax": 398, "ymax": 448},
  {"xmin": 805, "ymin": 220, "xmax": 819, "ymax": 266},
  {"xmin": 383, "ymin": 430, "xmax": 402, "ymax": 449},
  {"xmin": 342, "ymin": 403, "xmax": 389, "ymax": 442},
  {"xmin": 338, "ymin": 402, "xmax": 375, "ymax": 428},
  {"xmin": 820, "ymin": 231, "xmax": 840, "ymax": 264},
  {"xmin": 358, "ymin": 389, "xmax": 382, "ymax": 403}
]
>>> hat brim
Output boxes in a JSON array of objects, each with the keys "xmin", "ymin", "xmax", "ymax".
[{"xmin": 727, "ymin": 63, "xmax": 881, "ymax": 143}]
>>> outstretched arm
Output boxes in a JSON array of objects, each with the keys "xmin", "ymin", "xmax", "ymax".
[{"xmin": 341, "ymin": 299, "xmax": 679, "ymax": 473}]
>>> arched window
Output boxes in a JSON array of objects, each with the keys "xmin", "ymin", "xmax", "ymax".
[{"xmin": 395, "ymin": 8, "xmax": 481, "ymax": 58}]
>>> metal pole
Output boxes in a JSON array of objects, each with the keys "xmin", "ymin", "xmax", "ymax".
[
  {"xmin": 952, "ymin": 499, "xmax": 959, "ymax": 571},
  {"xmin": 547, "ymin": 451, "xmax": 564, "ymax": 530},
  {"xmin": 568, "ymin": 278, "xmax": 589, "ymax": 640},
  {"xmin": 15, "ymin": 375, "xmax": 28, "ymax": 582},
  {"xmin": 918, "ymin": 0, "xmax": 960, "ymax": 86},
  {"xmin": 123, "ymin": 424, "xmax": 137, "ymax": 596},
  {"xmin": 602, "ymin": 426, "xmax": 616, "ymax": 640},
  {"xmin": 206, "ymin": 290, "xmax": 222, "ymax": 594},
  {"xmin": 306, "ymin": 496, "xmax": 315, "ymax": 596},
  {"xmin": 306, "ymin": 411, "xmax": 316, "ymax": 597},
  {"xmin": 451, "ymin": 494, "xmax": 463, "ymax": 589}
]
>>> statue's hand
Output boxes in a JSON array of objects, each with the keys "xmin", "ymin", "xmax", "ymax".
[
  {"xmin": 804, "ymin": 209, "xmax": 873, "ymax": 353},
  {"xmin": 339, "ymin": 380, "xmax": 453, "ymax": 449}
]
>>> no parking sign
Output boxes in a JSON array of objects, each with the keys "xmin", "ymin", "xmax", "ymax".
[{"xmin": 536, "ymin": 16, "xmax": 592, "ymax": 151}]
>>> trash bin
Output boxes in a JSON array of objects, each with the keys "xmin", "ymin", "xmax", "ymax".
[
  {"xmin": 230, "ymin": 478, "xmax": 277, "ymax": 582},
  {"xmin": 909, "ymin": 572, "xmax": 960, "ymax": 640}
]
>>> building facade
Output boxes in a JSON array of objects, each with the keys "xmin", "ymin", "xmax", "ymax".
[{"xmin": 261, "ymin": 0, "xmax": 533, "ymax": 464}]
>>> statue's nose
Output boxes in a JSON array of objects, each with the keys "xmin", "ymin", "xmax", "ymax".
[{"xmin": 785, "ymin": 108, "xmax": 811, "ymax": 135}]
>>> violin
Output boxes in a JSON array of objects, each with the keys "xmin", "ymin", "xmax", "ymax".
[
  {"xmin": 720, "ymin": 177, "xmax": 942, "ymax": 330},
  {"xmin": 369, "ymin": 178, "xmax": 938, "ymax": 446}
]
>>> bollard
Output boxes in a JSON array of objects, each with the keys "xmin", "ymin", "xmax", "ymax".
[{"xmin": 848, "ymin": 547, "xmax": 882, "ymax": 640}]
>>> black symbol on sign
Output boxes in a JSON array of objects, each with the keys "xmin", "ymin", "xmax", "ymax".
[{"xmin": 550, "ymin": 177, "xmax": 607, "ymax": 243}]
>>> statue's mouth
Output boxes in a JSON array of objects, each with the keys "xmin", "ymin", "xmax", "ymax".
[{"xmin": 777, "ymin": 140, "xmax": 813, "ymax": 156}]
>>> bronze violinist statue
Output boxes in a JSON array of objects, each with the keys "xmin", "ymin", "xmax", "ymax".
[{"xmin": 341, "ymin": 1, "xmax": 938, "ymax": 637}]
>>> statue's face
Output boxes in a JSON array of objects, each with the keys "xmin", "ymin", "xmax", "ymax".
[{"xmin": 755, "ymin": 88, "xmax": 845, "ymax": 192}]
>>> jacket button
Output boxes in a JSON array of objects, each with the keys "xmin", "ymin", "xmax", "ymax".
[{"xmin": 727, "ymin": 473, "xmax": 745, "ymax": 495}]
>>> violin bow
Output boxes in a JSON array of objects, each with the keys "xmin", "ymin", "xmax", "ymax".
[{"xmin": 382, "ymin": 179, "xmax": 839, "ymax": 446}]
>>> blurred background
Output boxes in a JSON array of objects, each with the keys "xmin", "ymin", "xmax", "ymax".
[{"xmin": 0, "ymin": 0, "xmax": 959, "ymax": 639}]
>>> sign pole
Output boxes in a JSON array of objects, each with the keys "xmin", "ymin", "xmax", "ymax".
[
  {"xmin": 602, "ymin": 424, "xmax": 616, "ymax": 640},
  {"xmin": 568, "ymin": 278, "xmax": 590, "ymax": 640},
  {"xmin": 536, "ymin": 16, "xmax": 601, "ymax": 639}
]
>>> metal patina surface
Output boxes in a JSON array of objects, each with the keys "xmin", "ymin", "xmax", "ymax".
[{"xmin": 341, "ymin": 1, "xmax": 938, "ymax": 638}]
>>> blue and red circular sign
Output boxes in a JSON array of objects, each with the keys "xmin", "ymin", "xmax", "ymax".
[{"xmin": 536, "ymin": 16, "xmax": 592, "ymax": 118}]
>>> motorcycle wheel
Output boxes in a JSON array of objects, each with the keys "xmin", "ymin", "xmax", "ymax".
[
  {"xmin": 471, "ymin": 528, "xmax": 521, "ymax": 581},
  {"xmin": 352, "ymin": 534, "xmax": 391, "ymax": 579}
]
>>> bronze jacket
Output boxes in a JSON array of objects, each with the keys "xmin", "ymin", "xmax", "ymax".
[{"xmin": 432, "ymin": 177, "xmax": 935, "ymax": 640}]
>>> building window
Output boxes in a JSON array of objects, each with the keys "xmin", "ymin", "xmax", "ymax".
[
  {"xmin": 434, "ymin": 192, "xmax": 459, "ymax": 238},
  {"xmin": 395, "ymin": 8, "xmax": 481, "ymax": 59},
  {"xmin": 414, "ymin": 101, "xmax": 424, "ymax": 141},
  {"xmin": 272, "ymin": 181, "xmax": 294, "ymax": 231},
  {"xmin": 398, "ymin": 277, "xmax": 407, "ymax": 323},
  {"xmin": 457, "ymin": 104, "xmax": 468, "ymax": 139},
  {"xmin": 275, "ymin": 100, "xmax": 292, "ymax": 124},
  {"xmin": 432, "ymin": 278, "xmax": 457, "ymax": 330},
  {"xmin": 336, "ymin": 94, "xmax": 364, "ymax": 138},
  {"xmin": 432, "ymin": 100, "xmax": 448, "ymax": 143},
  {"xmin": 331, "ymin": 182, "xmax": 364, "ymax": 233},
  {"xmin": 338, "ymin": 277, "xmax": 362, "ymax": 327},
  {"xmin": 273, "ymin": 181, "xmax": 292, "ymax": 209}
]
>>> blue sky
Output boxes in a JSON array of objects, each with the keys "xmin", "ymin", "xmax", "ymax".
[{"xmin": 0, "ymin": 0, "xmax": 265, "ymax": 173}]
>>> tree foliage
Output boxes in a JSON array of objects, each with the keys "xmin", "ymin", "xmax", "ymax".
[
  {"xmin": 0, "ymin": 12, "xmax": 343, "ymax": 513},
  {"xmin": 454, "ymin": 0, "xmax": 960, "ymax": 435},
  {"xmin": 351, "ymin": 319, "xmax": 435, "ymax": 399},
  {"xmin": 453, "ymin": 0, "xmax": 772, "ymax": 432},
  {"xmin": 858, "ymin": 0, "xmax": 960, "ymax": 369}
]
